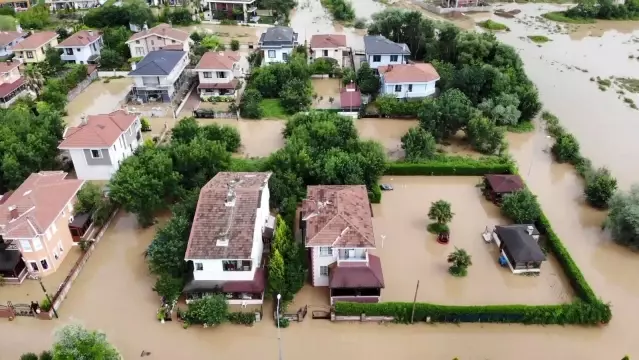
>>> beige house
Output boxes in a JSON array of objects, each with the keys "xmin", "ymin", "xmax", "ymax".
[
  {"xmin": 12, "ymin": 31, "xmax": 59, "ymax": 63},
  {"xmin": 309, "ymin": 34, "xmax": 348, "ymax": 67},
  {"xmin": 0, "ymin": 172, "xmax": 84, "ymax": 281},
  {"xmin": 126, "ymin": 24, "xmax": 190, "ymax": 58},
  {"xmin": 195, "ymin": 51, "xmax": 244, "ymax": 99}
]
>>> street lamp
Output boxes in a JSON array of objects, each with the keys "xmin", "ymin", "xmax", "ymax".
[{"xmin": 276, "ymin": 293, "xmax": 282, "ymax": 360}]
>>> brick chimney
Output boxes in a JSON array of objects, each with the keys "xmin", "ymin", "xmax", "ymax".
[{"xmin": 8, "ymin": 205, "xmax": 18, "ymax": 220}]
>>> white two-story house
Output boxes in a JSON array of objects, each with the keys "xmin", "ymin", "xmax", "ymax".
[
  {"xmin": 126, "ymin": 23, "xmax": 190, "ymax": 58},
  {"xmin": 195, "ymin": 51, "xmax": 243, "ymax": 99},
  {"xmin": 258, "ymin": 26, "xmax": 298, "ymax": 65},
  {"xmin": 0, "ymin": 30, "xmax": 26, "ymax": 58},
  {"xmin": 301, "ymin": 185, "xmax": 385, "ymax": 305},
  {"xmin": 56, "ymin": 30, "xmax": 103, "ymax": 65},
  {"xmin": 379, "ymin": 63, "xmax": 440, "ymax": 99},
  {"xmin": 183, "ymin": 172, "xmax": 275, "ymax": 305},
  {"xmin": 128, "ymin": 49, "xmax": 189, "ymax": 103},
  {"xmin": 363, "ymin": 35, "xmax": 410, "ymax": 70},
  {"xmin": 309, "ymin": 34, "xmax": 348, "ymax": 67},
  {"xmin": 58, "ymin": 110, "xmax": 142, "ymax": 181}
]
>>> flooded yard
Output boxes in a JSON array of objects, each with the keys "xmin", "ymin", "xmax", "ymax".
[
  {"xmin": 180, "ymin": 24, "xmax": 261, "ymax": 45},
  {"xmin": 311, "ymin": 78, "xmax": 341, "ymax": 109},
  {"xmin": 64, "ymin": 78, "xmax": 133, "ymax": 126},
  {"xmin": 197, "ymin": 118, "xmax": 285, "ymax": 157},
  {"xmin": 371, "ymin": 175, "xmax": 572, "ymax": 305}
]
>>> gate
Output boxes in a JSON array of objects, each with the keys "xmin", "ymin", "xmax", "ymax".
[{"xmin": 8, "ymin": 301, "xmax": 34, "ymax": 317}]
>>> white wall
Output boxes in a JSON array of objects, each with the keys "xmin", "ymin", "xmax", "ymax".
[
  {"xmin": 381, "ymin": 81, "xmax": 436, "ymax": 99},
  {"xmin": 189, "ymin": 182, "xmax": 270, "ymax": 283},
  {"xmin": 0, "ymin": 37, "xmax": 24, "ymax": 57},
  {"xmin": 311, "ymin": 246, "xmax": 370, "ymax": 287},
  {"xmin": 132, "ymin": 53, "xmax": 188, "ymax": 97},
  {"xmin": 128, "ymin": 37, "xmax": 189, "ymax": 58},
  {"xmin": 59, "ymin": 38, "xmax": 102, "ymax": 64},
  {"xmin": 366, "ymin": 54, "xmax": 407, "ymax": 69},
  {"xmin": 262, "ymin": 47, "xmax": 292, "ymax": 65},
  {"xmin": 310, "ymin": 47, "xmax": 344, "ymax": 66},
  {"xmin": 197, "ymin": 68, "xmax": 235, "ymax": 85}
]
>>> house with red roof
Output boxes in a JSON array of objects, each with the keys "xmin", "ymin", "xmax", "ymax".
[
  {"xmin": 300, "ymin": 185, "xmax": 385, "ymax": 305},
  {"xmin": 56, "ymin": 29, "xmax": 103, "ymax": 65},
  {"xmin": 58, "ymin": 110, "xmax": 142, "ymax": 180},
  {"xmin": 309, "ymin": 34, "xmax": 348, "ymax": 67},
  {"xmin": 125, "ymin": 23, "xmax": 190, "ymax": 58},
  {"xmin": 339, "ymin": 82, "xmax": 362, "ymax": 112},
  {"xmin": 0, "ymin": 172, "xmax": 84, "ymax": 282},
  {"xmin": 378, "ymin": 62, "xmax": 440, "ymax": 99},
  {"xmin": 0, "ymin": 59, "xmax": 31, "ymax": 108},
  {"xmin": 194, "ymin": 51, "xmax": 244, "ymax": 99},
  {"xmin": 0, "ymin": 30, "xmax": 27, "ymax": 58},
  {"xmin": 12, "ymin": 31, "xmax": 58, "ymax": 64}
]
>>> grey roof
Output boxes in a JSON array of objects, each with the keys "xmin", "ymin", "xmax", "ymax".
[
  {"xmin": 128, "ymin": 50, "xmax": 185, "ymax": 76},
  {"xmin": 258, "ymin": 26, "xmax": 297, "ymax": 47},
  {"xmin": 364, "ymin": 35, "xmax": 410, "ymax": 55},
  {"xmin": 495, "ymin": 225, "xmax": 546, "ymax": 263}
]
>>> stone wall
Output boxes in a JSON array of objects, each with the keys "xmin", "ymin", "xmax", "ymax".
[{"xmin": 330, "ymin": 312, "xmax": 395, "ymax": 322}]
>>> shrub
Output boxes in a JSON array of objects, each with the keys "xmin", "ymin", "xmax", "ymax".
[
  {"xmin": 20, "ymin": 353, "xmax": 38, "ymax": 360},
  {"xmin": 426, "ymin": 222, "xmax": 449, "ymax": 234},
  {"xmin": 477, "ymin": 19, "xmax": 509, "ymax": 31},
  {"xmin": 230, "ymin": 39, "xmax": 240, "ymax": 51},
  {"xmin": 375, "ymin": 94, "xmax": 423, "ymax": 117},
  {"xmin": 368, "ymin": 182, "xmax": 382, "ymax": 204},
  {"xmin": 38, "ymin": 351, "xmax": 53, "ymax": 360},
  {"xmin": 184, "ymin": 294, "xmax": 229, "ymax": 326},
  {"xmin": 551, "ymin": 133, "xmax": 580, "ymax": 164},
  {"xmin": 501, "ymin": 189, "xmax": 541, "ymax": 223},
  {"xmin": 385, "ymin": 156, "xmax": 513, "ymax": 176},
  {"xmin": 227, "ymin": 311, "xmax": 256, "ymax": 325},
  {"xmin": 240, "ymin": 88, "xmax": 263, "ymax": 119},
  {"xmin": 153, "ymin": 275, "xmax": 184, "ymax": 303},
  {"xmin": 40, "ymin": 297, "xmax": 52, "ymax": 311},
  {"xmin": 584, "ymin": 167, "xmax": 617, "ymax": 209},
  {"xmin": 447, "ymin": 247, "xmax": 472, "ymax": 277},
  {"xmin": 466, "ymin": 116, "xmax": 506, "ymax": 155},
  {"xmin": 321, "ymin": 0, "xmax": 355, "ymax": 21},
  {"xmin": 141, "ymin": 118, "xmax": 151, "ymax": 132},
  {"xmin": 276, "ymin": 317, "xmax": 290, "ymax": 328},
  {"xmin": 605, "ymin": 184, "xmax": 639, "ymax": 250}
]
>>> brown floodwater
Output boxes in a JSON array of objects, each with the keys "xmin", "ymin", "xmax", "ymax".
[{"xmin": 64, "ymin": 78, "xmax": 133, "ymax": 126}]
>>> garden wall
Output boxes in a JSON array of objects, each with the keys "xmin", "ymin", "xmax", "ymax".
[
  {"xmin": 67, "ymin": 67, "xmax": 98, "ymax": 102},
  {"xmin": 97, "ymin": 70, "xmax": 130, "ymax": 78}
]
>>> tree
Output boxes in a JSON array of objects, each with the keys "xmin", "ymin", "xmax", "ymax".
[
  {"xmin": 20, "ymin": 354, "xmax": 38, "ymax": 360},
  {"xmin": 83, "ymin": 5, "xmax": 130, "ymax": 28},
  {"xmin": 419, "ymin": 89, "xmax": 476, "ymax": 140},
  {"xmin": 184, "ymin": 294, "xmax": 229, "ymax": 326},
  {"xmin": 279, "ymin": 78, "xmax": 312, "ymax": 114},
  {"xmin": 108, "ymin": 146, "xmax": 182, "ymax": 226},
  {"xmin": 584, "ymin": 167, "xmax": 617, "ymax": 209},
  {"xmin": 341, "ymin": 68, "xmax": 356, "ymax": 85},
  {"xmin": 124, "ymin": 0, "xmax": 154, "ymax": 27},
  {"xmin": 466, "ymin": 116, "xmax": 506, "ymax": 155},
  {"xmin": 170, "ymin": 138, "xmax": 231, "ymax": 189},
  {"xmin": 447, "ymin": 247, "xmax": 472, "ymax": 277},
  {"xmin": 230, "ymin": 39, "xmax": 240, "ymax": 51},
  {"xmin": 0, "ymin": 14, "xmax": 16, "ymax": 31},
  {"xmin": 356, "ymin": 62, "xmax": 380, "ymax": 95},
  {"xmin": 153, "ymin": 274, "xmax": 183, "ymax": 303},
  {"xmin": 24, "ymin": 64, "xmax": 45, "ymax": 96},
  {"xmin": 39, "ymin": 351, "xmax": 53, "ymax": 360},
  {"xmin": 102, "ymin": 26, "xmax": 133, "ymax": 61},
  {"xmin": 239, "ymin": 88, "xmax": 263, "ymax": 119},
  {"xmin": 478, "ymin": 93, "xmax": 521, "ymax": 126},
  {"xmin": 605, "ymin": 184, "xmax": 639, "ymax": 250},
  {"xmin": 74, "ymin": 182, "xmax": 103, "ymax": 214},
  {"xmin": 267, "ymin": 248, "xmax": 286, "ymax": 299},
  {"xmin": 201, "ymin": 35, "xmax": 225, "ymax": 50},
  {"xmin": 99, "ymin": 48, "xmax": 124, "ymax": 70},
  {"xmin": 401, "ymin": 127, "xmax": 437, "ymax": 162},
  {"xmin": 42, "ymin": 47, "xmax": 65, "ymax": 76},
  {"xmin": 427, "ymin": 199, "xmax": 453, "ymax": 234},
  {"xmin": 501, "ymin": 189, "xmax": 541, "ymax": 223},
  {"xmin": 551, "ymin": 133, "xmax": 580, "ymax": 164},
  {"xmin": 51, "ymin": 324, "xmax": 120, "ymax": 360},
  {"xmin": 17, "ymin": 5, "xmax": 50, "ymax": 29}
]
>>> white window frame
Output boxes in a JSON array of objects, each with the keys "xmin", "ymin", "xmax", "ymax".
[
  {"xmin": 319, "ymin": 266, "xmax": 329, "ymax": 276},
  {"xmin": 29, "ymin": 261, "xmax": 39, "ymax": 272},
  {"xmin": 372, "ymin": 55, "xmax": 381, "ymax": 62},
  {"xmin": 33, "ymin": 237, "xmax": 43, "ymax": 251},
  {"xmin": 390, "ymin": 55, "xmax": 398, "ymax": 62},
  {"xmin": 20, "ymin": 239, "xmax": 32, "ymax": 252},
  {"xmin": 408, "ymin": 84, "xmax": 413, "ymax": 92},
  {"xmin": 268, "ymin": 50, "xmax": 275, "ymax": 58},
  {"xmin": 394, "ymin": 84, "xmax": 402, "ymax": 92},
  {"xmin": 40, "ymin": 258, "xmax": 49, "ymax": 270},
  {"xmin": 203, "ymin": 72, "xmax": 212, "ymax": 78},
  {"xmin": 54, "ymin": 250, "xmax": 59, "ymax": 260},
  {"xmin": 45, "ymin": 228, "xmax": 52, "ymax": 240},
  {"xmin": 319, "ymin": 247, "xmax": 332, "ymax": 257},
  {"xmin": 90, "ymin": 149, "xmax": 103, "ymax": 159},
  {"xmin": 195, "ymin": 262, "xmax": 204, "ymax": 271}
]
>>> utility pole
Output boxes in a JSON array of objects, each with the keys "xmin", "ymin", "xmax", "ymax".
[
  {"xmin": 39, "ymin": 278, "xmax": 58, "ymax": 319},
  {"xmin": 410, "ymin": 280, "xmax": 420, "ymax": 324}
]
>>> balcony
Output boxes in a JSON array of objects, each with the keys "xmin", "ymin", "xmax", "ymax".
[{"xmin": 337, "ymin": 249, "xmax": 368, "ymax": 264}]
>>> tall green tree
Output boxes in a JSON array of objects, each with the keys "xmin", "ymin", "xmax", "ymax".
[
  {"xmin": 267, "ymin": 249, "xmax": 286, "ymax": 299},
  {"xmin": 401, "ymin": 127, "xmax": 437, "ymax": 162},
  {"xmin": 418, "ymin": 88, "xmax": 476, "ymax": 141},
  {"xmin": 356, "ymin": 62, "xmax": 380, "ymax": 95},
  {"xmin": 501, "ymin": 189, "xmax": 541, "ymax": 224},
  {"xmin": 51, "ymin": 324, "xmax": 120, "ymax": 360},
  {"xmin": 605, "ymin": 184, "xmax": 639, "ymax": 250}
]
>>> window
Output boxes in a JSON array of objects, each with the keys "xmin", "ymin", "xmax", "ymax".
[
  {"xmin": 320, "ymin": 266, "xmax": 329, "ymax": 276},
  {"xmin": 54, "ymin": 251, "xmax": 59, "ymax": 260},
  {"xmin": 282, "ymin": 52, "xmax": 288, "ymax": 61},
  {"xmin": 58, "ymin": 242, "xmax": 64, "ymax": 253},
  {"xmin": 33, "ymin": 237, "xmax": 43, "ymax": 251},
  {"xmin": 223, "ymin": 260, "xmax": 251, "ymax": 271},
  {"xmin": 151, "ymin": 40, "xmax": 154, "ymax": 45},
  {"xmin": 76, "ymin": 48, "xmax": 80, "ymax": 52},
  {"xmin": 172, "ymin": 40, "xmax": 176, "ymax": 43},
  {"xmin": 394, "ymin": 85, "xmax": 402, "ymax": 92},
  {"xmin": 80, "ymin": 61, "xmax": 84, "ymax": 64},
  {"xmin": 40, "ymin": 259, "xmax": 49, "ymax": 270},
  {"xmin": 408, "ymin": 84, "xmax": 413, "ymax": 92},
  {"xmin": 51, "ymin": 223, "xmax": 57, "ymax": 234},
  {"xmin": 135, "ymin": 47, "xmax": 144, "ymax": 56},
  {"xmin": 92, "ymin": 43, "xmax": 96, "ymax": 51},
  {"xmin": 216, "ymin": 71, "xmax": 226, "ymax": 78},
  {"xmin": 268, "ymin": 50, "xmax": 275, "ymax": 58},
  {"xmin": 203, "ymin": 72, "xmax": 212, "ymax": 78},
  {"xmin": 390, "ymin": 55, "xmax": 398, "ymax": 62},
  {"xmin": 45, "ymin": 228, "xmax": 51, "ymax": 240},
  {"xmin": 136, "ymin": 40, "xmax": 140, "ymax": 44},
  {"xmin": 319, "ymin": 247, "xmax": 332, "ymax": 256},
  {"xmin": 90, "ymin": 149, "xmax": 102, "ymax": 158},
  {"xmin": 29, "ymin": 261, "xmax": 38, "ymax": 272},
  {"xmin": 65, "ymin": 48, "xmax": 73, "ymax": 55},
  {"xmin": 322, "ymin": 50, "xmax": 328, "ymax": 57},
  {"xmin": 26, "ymin": 51, "xmax": 33, "ymax": 59},
  {"xmin": 20, "ymin": 240, "xmax": 32, "ymax": 252},
  {"xmin": 372, "ymin": 55, "xmax": 381, "ymax": 62},
  {"xmin": 195, "ymin": 262, "xmax": 204, "ymax": 271},
  {"xmin": 113, "ymin": 144, "xmax": 116, "ymax": 151}
]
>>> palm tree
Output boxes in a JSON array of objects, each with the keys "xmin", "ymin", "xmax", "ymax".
[
  {"xmin": 427, "ymin": 199, "xmax": 454, "ymax": 234},
  {"xmin": 24, "ymin": 64, "xmax": 45, "ymax": 97},
  {"xmin": 447, "ymin": 247, "xmax": 472, "ymax": 277}
]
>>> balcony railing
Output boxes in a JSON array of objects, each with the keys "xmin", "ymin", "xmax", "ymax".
[{"xmin": 337, "ymin": 250, "xmax": 367, "ymax": 261}]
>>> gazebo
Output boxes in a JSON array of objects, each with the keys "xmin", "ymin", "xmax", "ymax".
[
  {"xmin": 493, "ymin": 225, "xmax": 545, "ymax": 274},
  {"xmin": 483, "ymin": 174, "xmax": 524, "ymax": 204}
]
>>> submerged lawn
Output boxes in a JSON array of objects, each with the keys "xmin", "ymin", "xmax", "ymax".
[
  {"xmin": 260, "ymin": 99, "xmax": 289, "ymax": 119},
  {"xmin": 542, "ymin": 11, "xmax": 596, "ymax": 24}
]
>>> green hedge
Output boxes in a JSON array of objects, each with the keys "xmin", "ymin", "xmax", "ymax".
[
  {"xmin": 227, "ymin": 311, "xmax": 256, "ymax": 325},
  {"xmin": 336, "ymin": 156, "xmax": 612, "ymax": 326},
  {"xmin": 368, "ymin": 182, "xmax": 382, "ymax": 204}
]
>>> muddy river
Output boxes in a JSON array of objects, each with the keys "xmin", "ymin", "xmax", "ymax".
[{"xmin": 3, "ymin": 3, "xmax": 639, "ymax": 359}]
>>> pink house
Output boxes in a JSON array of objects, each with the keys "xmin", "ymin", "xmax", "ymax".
[{"xmin": 0, "ymin": 59, "xmax": 30, "ymax": 108}]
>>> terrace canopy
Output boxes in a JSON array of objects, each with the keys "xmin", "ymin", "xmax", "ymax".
[
  {"xmin": 483, "ymin": 174, "xmax": 524, "ymax": 203},
  {"xmin": 328, "ymin": 255, "xmax": 384, "ymax": 303}
]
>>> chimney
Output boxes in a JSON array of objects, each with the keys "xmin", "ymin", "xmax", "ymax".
[
  {"xmin": 526, "ymin": 225, "xmax": 534, "ymax": 235},
  {"xmin": 143, "ymin": 22, "xmax": 148, "ymax": 31},
  {"xmin": 16, "ymin": 22, "xmax": 22, "ymax": 33},
  {"xmin": 88, "ymin": 30, "xmax": 93, "ymax": 37},
  {"xmin": 8, "ymin": 205, "xmax": 18, "ymax": 220},
  {"xmin": 80, "ymin": 115, "xmax": 88, "ymax": 125}
]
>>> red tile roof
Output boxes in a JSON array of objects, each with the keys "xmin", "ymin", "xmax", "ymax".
[
  {"xmin": 198, "ymin": 79, "xmax": 239, "ymax": 90},
  {"xmin": 58, "ymin": 110, "xmax": 138, "ymax": 149},
  {"xmin": 127, "ymin": 23, "xmax": 189, "ymax": 43},
  {"xmin": 185, "ymin": 172, "xmax": 272, "ymax": 260},
  {"xmin": 0, "ymin": 77, "xmax": 24, "ymax": 98},
  {"xmin": 57, "ymin": 30, "xmax": 102, "ymax": 47},
  {"xmin": 340, "ymin": 85, "xmax": 361, "ymax": 109},
  {"xmin": 485, "ymin": 174, "xmax": 524, "ymax": 194},
  {"xmin": 329, "ymin": 254, "xmax": 384, "ymax": 289},
  {"xmin": 0, "ymin": 31, "xmax": 25, "ymax": 47},
  {"xmin": 196, "ymin": 51, "xmax": 240, "ymax": 70},
  {"xmin": 0, "ymin": 172, "xmax": 84, "ymax": 239},
  {"xmin": 378, "ymin": 63, "xmax": 440, "ymax": 83},
  {"xmin": 0, "ymin": 60, "xmax": 20, "ymax": 73},
  {"xmin": 13, "ymin": 31, "xmax": 57, "ymax": 50},
  {"xmin": 310, "ymin": 34, "xmax": 346, "ymax": 49},
  {"xmin": 301, "ymin": 185, "xmax": 375, "ymax": 248}
]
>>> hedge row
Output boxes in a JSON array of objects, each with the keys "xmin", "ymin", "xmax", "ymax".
[{"xmin": 336, "ymin": 157, "xmax": 612, "ymax": 325}]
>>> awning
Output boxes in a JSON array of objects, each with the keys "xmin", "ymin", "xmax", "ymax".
[
  {"xmin": 0, "ymin": 249, "xmax": 22, "ymax": 271},
  {"xmin": 222, "ymin": 268, "xmax": 265, "ymax": 293},
  {"xmin": 69, "ymin": 212, "xmax": 92, "ymax": 228},
  {"xmin": 198, "ymin": 79, "xmax": 239, "ymax": 90},
  {"xmin": 329, "ymin": 255, "xmax": 385, "ymax": 289}
]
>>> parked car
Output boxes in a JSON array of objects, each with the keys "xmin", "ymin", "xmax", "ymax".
[{"xmin": 380, "ymin": 184, "xmax": 393, "ymax": 191}]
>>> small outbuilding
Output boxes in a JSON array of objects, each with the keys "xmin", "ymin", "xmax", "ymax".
[
  {"xmin": 483, "ymin": 174, "xmax": 524, "ymax": 204},
  {"xmin": 493, "ymin": 224, "xmax": 545, "ymax": 274},
  {"xmin": 339, "ymin": 83, "xmax": 362, "ymax": 112}
]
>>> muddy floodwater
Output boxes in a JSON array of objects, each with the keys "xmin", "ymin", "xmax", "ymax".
[{"xmin": 64, "ymin": 78, "xmax": 133, "ymax": 126}]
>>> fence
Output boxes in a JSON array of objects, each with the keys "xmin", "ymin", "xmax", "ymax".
[
  {"xmin": 97, "ymin": 70, "xmax": 130, "ymax": 78},
  {"xmin": 67, "ymin": 68, "xmax": 98, "ymax": 102}
]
